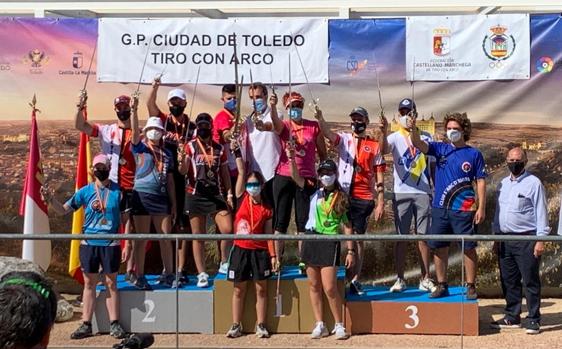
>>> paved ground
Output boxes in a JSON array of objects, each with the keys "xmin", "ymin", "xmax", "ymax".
[{"xmin": 48, "ymin": 297, "xmax": 562, "ymax": 349}]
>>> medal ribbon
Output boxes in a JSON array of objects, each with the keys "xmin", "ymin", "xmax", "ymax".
[
  {"xmin": 93, "ymin": 183, "xmax": 110, "ymax": 216},
  {"xmin": 195, "ymin": 137, "xmax": 215, "ymax": 169},
  {"xmin": 249, "ymin": 197, "xmax": 257, "ymax": 233},
  {"xmin": 290, "ymin": 120, "xmax": 305, "ymax": 146},
  {"xmin": 147, "ymin": 142, "xmax": 164, "ymax": 173},
  {"xmin": 322, "ymin": 191, "xmax": 339, "ymax": 221}
]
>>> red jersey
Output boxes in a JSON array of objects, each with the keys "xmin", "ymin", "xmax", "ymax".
[{"xmin": 234, "ymin": 193, "xmax": 275, "ymax": 255}]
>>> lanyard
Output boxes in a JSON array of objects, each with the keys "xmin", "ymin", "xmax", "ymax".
[
  {"xmin": 290, "ymin": 120, "xmax": 305, "ymax": 146},
  {"xmin": 401, "ymin": 129, "xmax": 417, "ymax": 158},
  {"xmin": 93, "ymin": 183, "xmax": 110, "ymax": 216},
  {"xmin": 195, "ymin": 137, "xmax": 214, "ymax": 168},
  {"xmin": 322, "ymin": 191, "xmax": 339, "ymax": 219},
  {"xmin": 249, "ymin": 197, "xmax": 256, "ymax": 232},
  {"xmin": 147, "ymin": 142, "xmax": 164, "ymax": 173}
]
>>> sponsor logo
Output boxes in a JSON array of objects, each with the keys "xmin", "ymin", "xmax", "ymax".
[
  {"xmin": 433, "ymin": 27, "xmax": 451, "ymax": 56},
  {"xmin": 461, "ymin": 161, "xmax": 472, "ymax": 173},
  {"xmin": 72, "ymin": 51, "xmax": 83, "ymax": 69},
  {"xmin": 536, "ymin": 56, "xmax": 554, "ymax": 73},
  {"xmin": 22, "ymin": 49, "xmax": 50, "ymax": 74},
  {"xmin": 482, "ymin": 25, "xmax": 516, "ymax": 68},
  {"xmin": 346, "ymin": 56, "xmax": 368, "ymax": 76}
]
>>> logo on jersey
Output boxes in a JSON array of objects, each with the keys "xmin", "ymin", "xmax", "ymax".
[
  {"xmin": 461, "ymin": 161, "xmax": 472, "ymax": 173},
  {"xmin": 363, "ymin": 145, "xmax": 371, "ymax": 153},
  {"xmin": 236, "ymin": 219, "xmax": 250, "ymax": 235}
]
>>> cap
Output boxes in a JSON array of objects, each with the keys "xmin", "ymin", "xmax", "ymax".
[
  {"xmin": 398, "ymin": 98, "xmax": 416, "ymax": 111},
  {"xmin": 317, "ymin": 159, "xmax": 337, "ymax": 173},
  {"xmin": 349, "ymin": 106, "xmax": 369, "ymax": 119},
  {"xmin": 282, "ymin": 91, "xmax": 305, "ymax": 109},
  {"xmin": 167, "ymin": 89, "xmax": 187, "ymax": 102},
  {"xmin": 195, "ymin": 113, "xmax": 213, "ymax": 126},
  {"xmin": 92, "ymin": 153, "xmax": 110, "ymax": 167},
  {"xmin": 114, "ymin": 95, "xmax": 131, "ymax": 106},
  {"xmin": 143, "ymin": 116, "xmax": 165, "ymax": 132}
]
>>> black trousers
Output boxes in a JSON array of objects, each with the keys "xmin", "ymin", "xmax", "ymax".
[{"xmin": 498, "ymin": 240, "xmax": 541, "ymax": 322}]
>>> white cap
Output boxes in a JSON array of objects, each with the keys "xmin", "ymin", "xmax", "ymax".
[
  {"xmin": 167, "ymin": 88, "xmax": 186, "ymax": 101},
  {"xmin": 143, "ymin": 116, "xmax": 165, "ymax": 132}
]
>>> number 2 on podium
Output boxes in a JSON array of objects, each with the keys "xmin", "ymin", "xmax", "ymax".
[
  {"xmin": 404, "ymin": 305, "xmax": 419, "ymax": 329},
  {"xmin": 142, "ymin": 300, "xmax": 156, "ymax": 323}
]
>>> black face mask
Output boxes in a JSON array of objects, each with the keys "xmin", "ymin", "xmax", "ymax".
[
  {"xmin": 351, "ymin": 121, "xmax": 367, "ymax": 134},
  {"xmin": 197, "ymin": 127, "xmax": 211, "ymax": 139},
  {"xmin": 508, "ymin": 161, "xmax": 525, "ymax": 176},
  {"xmin": 116, "ymin": 110, "xmax": 131, "ymax": 121},
  {"xmin": 169, "ymin": 105, "xmax": 185, "ymax": 117},
  {"xmin": 93, "ymin": 169, "xmax": 110, "ymax": 181}
]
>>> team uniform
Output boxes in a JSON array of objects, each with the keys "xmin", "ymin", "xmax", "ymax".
[
  {"xmin": 426, "ymin": 142, "xmax": 486, "ymax": 249},
  {"xmin": 274, "ymin": 119, "xmax": 321, "ymax": 234},
  {"xmin": 66, "ymin": 182, "xmax": 122, "ymax": 274},
  {"xmin": 387, "ymin": 129, "xmax": 433, "ymax": 235},
  {"xmin": 334, "ymin": 132, "xmax": 385, "ymax": 234},
  {"xmin": 131, "ymin": 142, "xmax": 175, "ymax": 215},
  {"xmin": 227, "ymin": 193, "xmax": 275, "ymax": 282},
  {"xmin": 301, "ymin": 186, "xmax": 349, "ymax": 267},
  {"xmin": 92, "ymin": 124, "xmax": 136, "ymax": 212}
]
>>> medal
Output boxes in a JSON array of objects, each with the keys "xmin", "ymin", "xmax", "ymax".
[
  {"xmin": 119, "ymin": 158, "xmax": 127, "ymax": 165},
  {"xmin": 100, "ymin": 217, "xmax": 108, "ymax": 225},
  {"xmin": 323, "ymin": 221, "xmax": 331, "ymax": 227},
  {"xmin": 321, "ymin": 191, "xmax": 339, "ymax": 228},
  {"xmin": 195, "ymin": 138, "xmax": 215, "ymax": 180},
  {"xmin": 207, "ymin": 170, "xmax": 215, "ymax": 178},
  {"xmin": 355, "ymin": 166, "xmax": 362, "ymax": 173},
  {"xmin": 410, "ymin": 160, "xmax": 417, "ymax": 168},
  {"xmin": 160, "ymin": 186, "xmax": 166, "ymax": 193},
  {"xmin": 298, "ymin": 149, "xmax": 306, "ymax": 157},
  {"xmin": 93, "ymin": 183, "xmax": 110, "ymax": 225}
]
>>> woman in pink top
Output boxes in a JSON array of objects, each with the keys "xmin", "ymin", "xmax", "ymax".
[{"xmin": 273, "ymin": 91, "xmax": 327, "ymax": 268}]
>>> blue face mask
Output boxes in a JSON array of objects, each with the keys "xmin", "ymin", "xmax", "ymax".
[
  {"xmin": 289, "ymin": 108, "xmax": 303, "ymax": 121},
  {"xmin": 224, "ymin": 98, "xmax": 236, "ymax": 111},
  {"xmin": 251, "ymin": 98, "xmax": 265, "ymax": 113}
]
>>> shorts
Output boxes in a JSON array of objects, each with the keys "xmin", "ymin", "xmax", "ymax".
[
  {"xmin": 227, "ymin": 245, "xmax": 272, "ymax": 282},
  {"xmin": 427, "ymin": 207, "xmax": 477, "ymax": 250},
  {"xmin": 273, "ymin": 175, "xmax": 315, "ymax": 234},
  {"xmin": 79, "ymin": 244, "xmax": 121, "ymax": 274},
  {"xmin": 184, "ymin": 192, "xmax": 228, "ymax": 216},
  {"xmin": 301, "ymin": 230, "xmax": 341, "ymax": 267},
  {"xmin": 119, "ymin": 189, "xmax": 134, "ymax": 213},
  {"xmin": 131, "ymin": 190, "xmax": 171, "ymax": 215},
  {"xmin": 348, "ymin": 197, "xmax": 375, "ymax": 235},
  {"xmin": 392, "ymin": 193, "xmax": 431, "ymax": 235}
]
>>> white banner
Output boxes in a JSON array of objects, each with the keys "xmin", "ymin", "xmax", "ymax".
[
  {"xmin": 97, "ymin": 18, "xmax": 328, "ymax": 84},
  {"xmin": 406, "ymin": 14, "xmax": 530, "ymax": 81}
]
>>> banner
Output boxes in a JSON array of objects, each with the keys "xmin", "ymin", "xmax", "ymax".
[
  {"xmin": 97, "ymin": 18, "xmax": 329, "ymax": 84},
  {"xmin": 406, "ymin": 14, "xmax": 530, "ymax": 81}
]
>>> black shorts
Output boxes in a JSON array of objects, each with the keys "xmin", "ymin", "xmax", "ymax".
[
  {"xmin": 227, "ymin": 245, "xmax": 273, "ymax": 282},
  {"xmin": 349, "ymin": 197, "xmax": 375, "ymax": 235},
  {"xmin": 301, "ymin": 230, "xmax": 341, "ymax": 267},
  {"xmin": 273, "ymin": 175, "xmax": 316, "ymax": 233},
  {"xmin": 131, "ymin": 190, "xmax": 171, "ymax": 215},
  {"xmin": 79, "ymin": 245, "xmax": 121, "ymax": 274},
  {"xmin": 120, "ymin": 189, "xmax": 134, "ymax": 213},
  {"xmin": 184, "ymin": 192, "xmax": 228, "ymax": 216}
]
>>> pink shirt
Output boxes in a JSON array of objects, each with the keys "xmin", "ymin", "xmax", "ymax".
[{"xmin": 276, "ymin": 119, "xmax": 320, "ymax": 179}]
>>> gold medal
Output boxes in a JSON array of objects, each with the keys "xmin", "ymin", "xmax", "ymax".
[{"xmin": 410, "ymin": 160, "xmax": 417, "ymax": 168}]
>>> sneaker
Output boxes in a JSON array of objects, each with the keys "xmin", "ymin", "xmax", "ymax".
[
  {"xmin": 389, "ymin": 278, "xmax": 407, "ymax": 293},
  {"xmin": 218, "ymin": 262, "xmax": 229, "ymax": 275},
  {"xmin": 332, "ymin": 322, "xmax": 349, "ymax": 340},
  {"xmin": 70, "ymin": 322, "xmax": 93, "ymax": 340},
  {"xmin": 429, "ymin": 283, "xmax": 449, "ymax": 298},
  {"xmin": 490, "ymin": 317, "xmax": 522, "ymax": 329},
  {"xmin": 226, "ymin": 323, "xmax": 242, "ymax": 338},
  {"xmin": 298, "ymin": 262, "xmax": 306, "ymax": 275},
  {"xmin": 124, "ymin": 271, "xmax": 137, "ymax": 284},
  {"xmin": 466, "ymin": 283, "xmax": 478, "ymax": 300},
  {"xmin": 109, "ymin": 321, "xmax": 127, "ymax": 339},
  {"xmin": 134, "ymin": 275, "xmax": 152, "ymax": 291},
  {"xmin": 172, "ymin": 272, "xmax": 187, "ymax": 288},
  {"xmin": 197, "ymin": 272, "xmax": 209, "ymax": 288},
  {"xmin": 525, "ymin": 320, "xmax": 540, "ymax": 335},
  {"xmin": 310, "ymin": 321, "xmax": 329, "ymax": 339},
  {"xmin": 256, "ymin": 323, "xmax": 270, "ymax": 338},
  {"xmin": 350, "ymin": 279, "xmax": 365, "ymax": 296},
  {"xmin": 419, "ymin": 278, "xmax": 437, "ymax": 292},
  {"xmin": 157, "ymin": 273, "xmax": 175, "ymax": 288}
]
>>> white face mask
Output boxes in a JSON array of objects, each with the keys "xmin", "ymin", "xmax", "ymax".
[
  {"xmin": 246, "ymin": 186, "xmax": 261, "ymax": 197},
  {"xmin": 146, "ymin": 129, "xmax": 163, "ymax": 141},
  {"xmin": 399, "ymin": 115, "xmax": 410, "ymax": 129},
  {"xmin": 320, "ymin": 174, "xmax": 336, "ymax": 187},
  {"xmin": 446, "ymin": 129, "xmax": 462, "ymax": 143}
]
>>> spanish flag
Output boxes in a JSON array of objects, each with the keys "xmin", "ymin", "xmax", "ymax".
[{"xmin": 68, "ymin": 108, "xmax": 92, "ymax": 284}]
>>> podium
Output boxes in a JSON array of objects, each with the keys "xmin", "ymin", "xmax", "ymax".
[
  {"xmin": 345, "ymin": 286, "xmax": 479, "ymax": 335},
  {"xmin": 92, "ymin": 274, "xmax": 214, "ymax": 334}
]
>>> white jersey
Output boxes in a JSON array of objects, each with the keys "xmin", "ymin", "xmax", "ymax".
[{"xmin": 387, "ymin": 128, "xmax": 433, "ymax": 195}]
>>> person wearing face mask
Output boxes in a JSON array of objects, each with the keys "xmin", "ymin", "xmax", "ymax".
[
  {"xmin": 130, "ymin": 114, "xmax": 177, "ymax": 290},
  {"xmin": 273, "ymin": 91, "xmax": 327, "ymax": 272},
  {"xmin": 75, "ymin": 92, "xmax": 137, "ymax": 281},
  {"xmin": 224, "ymin": 138, "xmax": 277, "ymax": 339},
  {"xmin": 288, "ymin": 156, "xmax": 354, "ymax": 340},
  {"xmin": 179, "ymin": 113, "xmax": 234, "ymax": 288},
  {"xmin": 490, "ymin": 146, "xmax": 550, "ymax": 334},
  {"xmin": 148, "ymin": 78, "xmax": 197, "ymax": 285},
  {"xmin": 384, "ymin": 98, "xmax": 436, "ymax": 294},
  {"xmin": 410, "ymin": 112, "xmax": 486, "ymax": 299},
  {"xmin": 40, "ymin": 154, "xmax": 127, "ymax": 340},
  {"xmin": 315, "ymin": 106, "xmax": 385, "ymax": 295}
]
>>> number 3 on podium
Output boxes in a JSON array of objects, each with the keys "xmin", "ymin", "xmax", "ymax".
[{"xmin": 404, "ymin": 305, "xmax": 419, "ymax": 329}]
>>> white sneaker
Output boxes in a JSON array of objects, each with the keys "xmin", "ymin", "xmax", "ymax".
[
  {"xmin": 226, "ymin": 323, "xmax": 242, "ymax": 338},
  {"xmin": 332, "ymin": 322, "xmax": 349, "ymax": 340},
  {"xmin": 389, "ymin": 278, "xmax": 407, "ymax": 293},
  {"xmin": 310, "ymin": 321, "xmax": 329, "ymax": 339},
  {"xmin": 197, "ymin": 272, "xmax": 209, "ymax": 288},
  {"xmin": 218, "ymin": 262, "xmax": 229, "ymax": 275},
  {"xmin": 419, "ymin": 278, "xmax": 437, "ymax": 292},
  {"xmin": 255, "ymin": 323, "xmax": 270, "ymax": 338}
]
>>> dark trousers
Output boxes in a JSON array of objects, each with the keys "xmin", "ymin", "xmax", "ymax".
[{"xmin": 498, "ymin": 240, "xmax": 541, "ymax": 322}]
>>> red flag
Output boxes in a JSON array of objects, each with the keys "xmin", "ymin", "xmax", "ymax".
[{"xmin": 20, "ymin": 101, "xmax": 51, "ymax": 271}]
